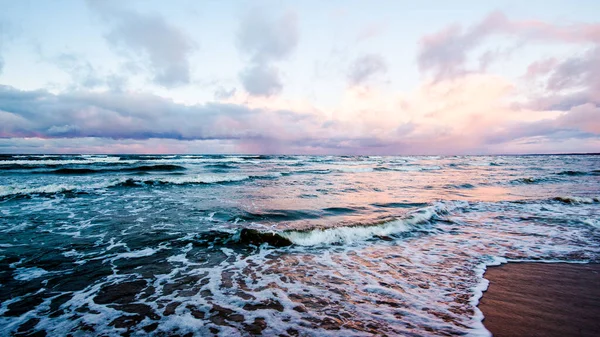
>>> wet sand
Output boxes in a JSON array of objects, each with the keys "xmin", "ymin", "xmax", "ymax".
[{"xmin": 479, "ymin": 263, "xmax": 600, "ymax": 337}]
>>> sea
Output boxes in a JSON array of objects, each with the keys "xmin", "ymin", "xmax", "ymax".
[{"xmin": 0, "ymin": 154, "xmax": 598, "ymax": 336}]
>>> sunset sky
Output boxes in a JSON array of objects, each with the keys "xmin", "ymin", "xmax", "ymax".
[{"xmin": 0, "ymin": 0, "xmax": 599, "ymax": 154}]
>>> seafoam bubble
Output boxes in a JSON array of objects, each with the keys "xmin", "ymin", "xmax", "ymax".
[
  {"xmin": 13, "ymin": 267, "xmax": 49, "ymax": 281},
  {"xmin": 0, "ymin": 184, "xmax": 80, "ymax": 198}
]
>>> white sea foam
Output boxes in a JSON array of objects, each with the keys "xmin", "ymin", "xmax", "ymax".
[
  {"xmin": 582, "ymin": 218, "xmax": 600, "ymax": 229},
  {"xmin": 111, "ymin": 247, "xmax": 158, "ymax": 260},
  {"xmin": 151, "ymin": 174, "xmax": 251, "ymax": 184},
  {"xmin": 0, "ymin": 174, "xmax": 255, "ymax": 198},
  {"xmin": 335, "ymin": 167, "xmax": 375, "ymax": 173},
  {"xmin": 281, "ymin": 203, "xmax": 452, "ymax": 246},
  {"xmin": 381, "ymin": 165, "xmax": 442, "ymax": 172},
  {"xmin": 0, "ymin": 157, "xmax": 134, "ymax": 166},
  {"xmin": 0, "ymin": 184, "xmax": 80, "ymax": 197},
  {"xmin": 13, "ymin": 267, "xmax": 49, "ymax": 281}
]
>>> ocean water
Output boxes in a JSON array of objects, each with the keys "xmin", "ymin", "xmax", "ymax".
[{"xmin": 0, "ymin": 154, "xmax": 599, "ymax": 336}]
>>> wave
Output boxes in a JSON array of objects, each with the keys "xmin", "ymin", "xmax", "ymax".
[
  {"xmin": 293, "ymin": 169, "xmax": 332, "ymax": 175},
  {"xmin": 374, "ymin": 165, "xmax": 441, "ymax": 172},
  {"xmin": 0, "ymin": 158, "xmax": 137, "ymax": 168},
  {"xmin": 335, "ymin": 167, "xmax": 374, "ymax": 173},
  {"xmin": 511, "ymin": 177, "xmax": 549, "ymax": 185},
  {"xmin": 0, "ymin": 184, "xmax": 84, "ymax": 198},
  {"xmin": 191, "ymin": 203, "xmax": 452, "ymax": 248},
  {"xmin": 371, "ymin": 202, "xmax": 429, "ymax": 208},
  {"xmin": 553, "ymin": 196, "xmax": 600, "ymax": 204},
  {"xmin": 557, "ymin": 170, "xmax": 600, "ymax": 176},
  {"xmin": 0, "ymin": 174, "xmax": 265, "ymax": 199},
  {"xmin": 41, "ymin": 164, "xmax": 187, "ymax": 175},
  {"xmin": 249, "ymin": 203, "xmax": 451, "ymax": 246},
  {"xmin": 46, "ymin": 168, "xmax": 99, "ymax": 174},
  {"xmin": 203, "ymin": 163, "xmax": 239, "ymax": 170},
  {"xmin": 444, "ymin": 183, "xmax": 476, "ymax": 189},
  {"xmin": 557, "ymin": 170, "xmax": 587, "ymax": 176},
  {"xmin": 111, "ymin": 174, "xmax": 252, "ymax": 187},
  {"xmin": 124, "ymin": 164, "xmax": 187, "ymax": 172}
]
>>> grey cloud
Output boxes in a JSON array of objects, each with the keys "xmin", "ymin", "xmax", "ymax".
[
  {"xmin": 87, "ymin": 0, "xmax": 195, "ymax": 88},
  {"xmin": 524, "ymin": 47, "xmax": 600, "ymax": 111},
  {"xmin": 53, "ymin": 53, "xmax": 108, "ymax": 89},
  {"xmin": 0, "ymin": 85, "xmax": 320, "ymax": 142},
  {"xmin": 236, "ymin": 9, "xmax": 298, "ymax": 96},
  {"xmin": 0, "ymin": 19, "xmax": 12, "ymax": 76},
  {"xmin": 347, "ymin": 54, "xmax": 387, "ymax": 86},
  {"xmin": 240, "ymin": 63, "xmax": 282, "ymax": 96},
  {"xmin": 237, "ymin": 9, "xmax": 298, "ymax": 63},
  {"xmin": 0, "ymin": 85, "xmax": 411, "ymax": 154},
  {"xmin": 418, "ymin": 12, "xmax": 508, "ymax": 81},
  {"xmin": 484, "ymin": 104, "xmax": 600, "ymax": 145},
  {"xmin": 1, "ymin": 79, "xmax": 598, "ymax": 154},
  {"xmin": 418, "ymin": 11, "xmax": 600, "ymax": 81},
  {"xmin": 546, "ymin": 48, "xmax": 599, "ymax": 92},
  {"xmin": 213, "ymin": 87, "xmax": 237, "ymax": 100}
]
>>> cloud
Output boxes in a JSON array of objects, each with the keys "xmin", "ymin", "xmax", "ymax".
[
  {"xmin": 418, "ymin": 11, "xmax": 600, "ymax": 81},
  {"xmin": 347, "ymin": 54, "xmax": 388, "ymax": 86},
  {"xmin": 1, "ymin": 9, "xmax": 599, "ymax": 155},
  {"xmin": 521, "ymin": 47, "xmax": 600, "ymax": 111},
  {"xmin": 3, "ymin": 68, "xmax": 598, "ymax": 155},
  {"xmin": 87, "ymin": 0, "xmax": 196, "ymax": 88},
  {"xmin": 0, "ymin": 85, "xmax": 325, "ymax": 145},
  {"xmin": 213, "ymin": 86, "xmax": 237, "ymax": 100},
  {"xmin": 0, "ymin": 19, "xmax": 13, "ymax": 76},
  {"xmin": 52, "ymin": 52, "xmax": 128, "ymax": 90},
  {"xmin": 236, "ymin": 8, "xmax": 298, "ymax": 96},
  {"xmin": 240, "ymin": 63, "xmax": 282, "ymax": 96}
]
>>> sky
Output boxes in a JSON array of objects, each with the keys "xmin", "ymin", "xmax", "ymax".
[{"xmin": 0, "ymin": 0, "xmax": 599, "ymax": 155}]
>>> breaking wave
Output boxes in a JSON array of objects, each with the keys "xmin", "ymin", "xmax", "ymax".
[
  {"xmin": 41, "ymin": 164, "xmax": 187, "ymax": 175},
  {"xmin": 553, "ymin": 196, "xmax": 600, "ymax": 204},
  {"xmin": 0, "ymin": 174, "xmax": 268, "ymax": 199},
  {"xmin": 215, "ymin": 202, "xmax": 456, "ymax": 247}
]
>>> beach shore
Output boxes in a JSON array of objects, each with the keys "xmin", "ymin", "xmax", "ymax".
[{"xmin": 479, "ymin": 262, "xmax": 600, "ymax": 337}]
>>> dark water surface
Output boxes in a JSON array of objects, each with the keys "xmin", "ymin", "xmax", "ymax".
[{"xmin": 0, "ymin": 154, "xmax": 599, "ymax": 336}]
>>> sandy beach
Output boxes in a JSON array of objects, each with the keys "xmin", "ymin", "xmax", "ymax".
[{"xmin": 479, "ymin": 263, "xmax": 600, "ymax": 337}]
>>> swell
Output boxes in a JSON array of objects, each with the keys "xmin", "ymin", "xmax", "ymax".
[
  {"xmin": 510, "ymin": 177, "xmax": 552, "ymax": 185},
  {"xmin": 556, "ymin": 170, "xmax": 600, "ymax": 176},
  {"xmin": 198, "ymin": 203, "xmax": 453, "ymax": 248},
  {"xmin": 0, "ymin": 174, "xmax": 272, "ymax": 199},
  {"xmin": 374, "ymin": 165, "xmax": 441, "ymax": 172},
  {"xmin": 229, "ymin": 206, "xmax": 366, "ymax": 223},
  {"xmin": 552, "ymin": 196, "xmax": 600, "ymax": 204},
  {"xmin": 196, "ymin": 195, "xmax": 600, "ymax": 248},
  {"xmin": 24, "ymin": 164, "xmax": 187, "ymax": 175},
  {"xmin": 101, "ymin": 174, "xmax": 254, "ymax": 188},
  {"xmin": 0, "ymin": 184, "xmax": 88, "ymax": 199},
  {"xmin": 511, "ymin": 169, "xmax": 600, "ymax": 184},
  {"xmin": 279, "ymin": 203, "xmax": 450, "ymax": 245}
]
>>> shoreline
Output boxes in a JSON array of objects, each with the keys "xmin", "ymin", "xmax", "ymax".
[{"xmin": 478, "ymin": 262, "xmax": 600, "ymax": 337}]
